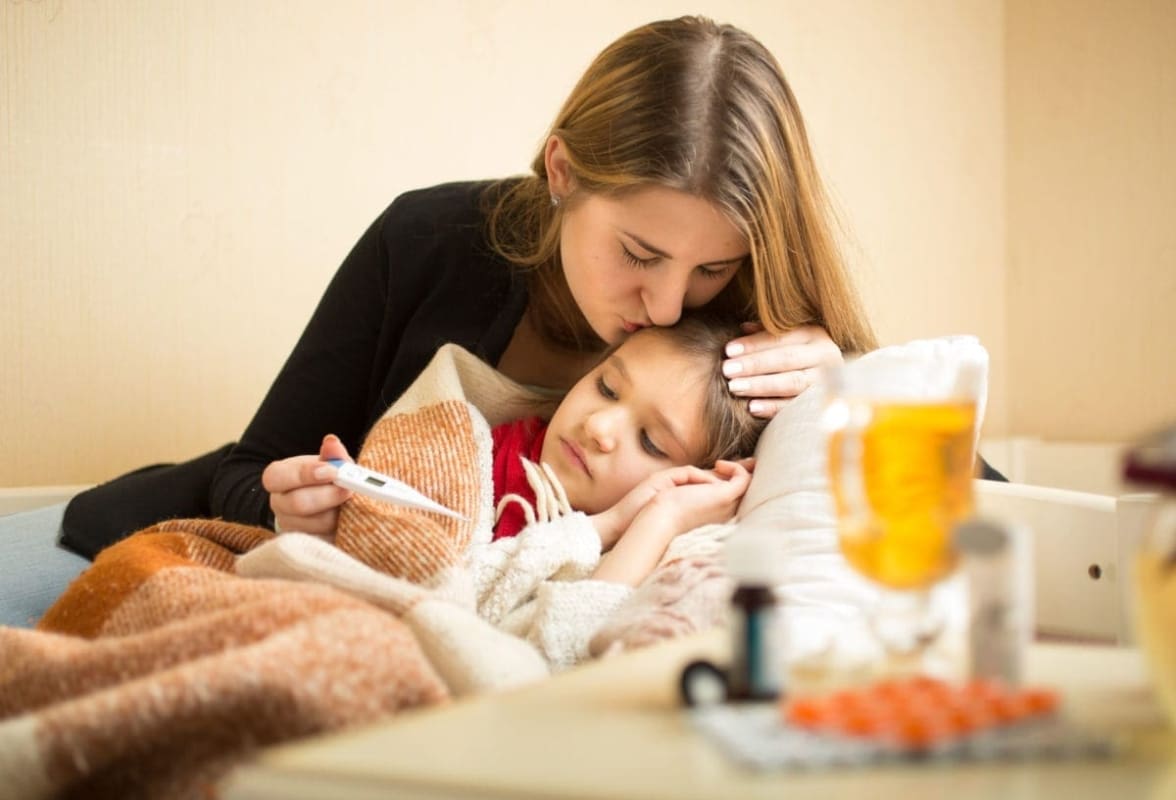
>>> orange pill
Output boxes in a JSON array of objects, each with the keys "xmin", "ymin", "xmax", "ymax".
[
  {"xmin": 784, "ymin": 695, "xmax": 833, "ymax": 727},
  {"xmin": 882, "ymin": 714, "xmax": 952, "ymax": 750},
  {"xmin": 1021, "ymin": 688, "xmax": 1060, "ymax": 715}
]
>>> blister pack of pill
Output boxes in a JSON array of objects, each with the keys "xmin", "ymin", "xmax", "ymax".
[{"xmin": 691, "ymin": 677, "xmax": 1114, "ymax": 771}]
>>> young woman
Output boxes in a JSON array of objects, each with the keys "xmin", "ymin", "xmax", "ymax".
[
  {"xmin": 238, "ymin": 15, "xmax": 875, "ymax": 547},
  {"xmin": 36, "ymin": 16, "xmax": 875, "ymax": 606}
]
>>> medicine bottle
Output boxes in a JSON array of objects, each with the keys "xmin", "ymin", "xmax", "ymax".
[
  {"xmin": 954, "ymin": 517, "xmax": 1033, "ymax": 685},
  {"xmin": 724, "ymin": 534, "xmax": 784, "ymax": 701}
]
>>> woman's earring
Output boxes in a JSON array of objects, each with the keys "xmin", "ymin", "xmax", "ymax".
[{"xmin": 550, "ymin": 194, "xmax": 561, "ymax": 209}]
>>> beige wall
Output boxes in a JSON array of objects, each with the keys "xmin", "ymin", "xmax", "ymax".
[
  {"xmin": 1, "ymin": 0, "xmax": 1015, "ymax": 487},
  {"xmin": 1006, "ymin": 0, "xmax": 1175, "ymax": 443}
]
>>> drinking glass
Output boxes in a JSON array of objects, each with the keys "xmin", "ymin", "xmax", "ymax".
[{"xmin": 823, "ymin": 339, "xmax": 986, "ymax": 662}]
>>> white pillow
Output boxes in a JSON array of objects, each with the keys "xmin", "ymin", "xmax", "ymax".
[{"xmin": 729, "ymin": 336, "xmax": 989, "ymax": 672}]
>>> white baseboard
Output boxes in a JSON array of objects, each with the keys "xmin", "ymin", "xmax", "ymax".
[{"xmin": 0, "ymin": 485, "xmax": 92, "ymax": 516}]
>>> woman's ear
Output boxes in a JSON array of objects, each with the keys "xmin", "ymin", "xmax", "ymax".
[{"xmin": 544, "ymin": 135, "xmax": 575, "ymax": 199}]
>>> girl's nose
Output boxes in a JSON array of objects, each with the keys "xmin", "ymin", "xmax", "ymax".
[{"xmin": 584, "ymin": 408, "xmax": 619, "ymax": 453}]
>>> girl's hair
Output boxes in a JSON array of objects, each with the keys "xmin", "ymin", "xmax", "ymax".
[
  {"xmin": 485, "ymin": 15, "xmax": 877, "ymax": 354},
  {"xmin": 625, "ymin": 315, "xmax": 768, "ymax": 467}
]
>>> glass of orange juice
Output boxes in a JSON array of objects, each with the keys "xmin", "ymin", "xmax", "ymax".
[{"xmin": 823, "ymin": 338, "xmax": 986, "ymax": 660}]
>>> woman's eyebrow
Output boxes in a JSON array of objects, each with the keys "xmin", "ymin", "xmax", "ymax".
[{"xmin": 621, "ymin": 230, "xmax": 747, "ymax": 268}]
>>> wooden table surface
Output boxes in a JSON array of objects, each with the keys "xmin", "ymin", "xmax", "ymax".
[{"xmin": 223, "ymin": 629, "xmax": 1175, "ymax": 800}]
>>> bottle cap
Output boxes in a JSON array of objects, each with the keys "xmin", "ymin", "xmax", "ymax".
[{"xmin": 954, "ymin": 518, "xmax": 1009, "ymax": 556}]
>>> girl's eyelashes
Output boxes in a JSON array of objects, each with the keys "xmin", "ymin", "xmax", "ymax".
[
  {"xmin": 595, "ymin": 373, "xmax": 668, "ymax": 459},
  {"xmin": 640, "ymin": 430, "xmax": 668, "ymax": 459},
  {"xmin": 621, "ymin": 243, "xmax": 657, "ymax": 269},
  {"xmin": 595, "ymin": 375, "xmax": 618, "ymax": 400}
]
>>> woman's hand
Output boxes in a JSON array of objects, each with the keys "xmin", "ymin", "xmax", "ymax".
[
  {"xmin": 723, "ymin": 323, "xmax": 843, "ymax": 418},
  {"xmin": 261, "ymin": 434, "xmax": 353, "ymax": 540},
  {"xmin": 591, "ymin": 460, "xmax": 753, "ymax": 587}
]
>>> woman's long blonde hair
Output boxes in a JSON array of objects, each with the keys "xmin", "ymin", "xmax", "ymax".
[{"xmin": 486, "ymin": 15, "xmax": 877, "ymax": 354}]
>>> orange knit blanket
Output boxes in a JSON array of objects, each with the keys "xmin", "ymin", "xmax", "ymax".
[
  {"xmin": 0, "ymin": 346, "xmax": 558, "ymax": 799},
  {"xmin": 0, "ymin": 345, "xmax": 734, "ymax": 799}
]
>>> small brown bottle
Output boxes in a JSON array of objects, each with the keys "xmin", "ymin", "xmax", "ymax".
[{"xmin": 724, "ymin": 534, "xmax": 784, "ymax": 702}]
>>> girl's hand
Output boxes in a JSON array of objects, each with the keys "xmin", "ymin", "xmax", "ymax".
[
  {"xmin": 637, "ymin": 459, "xmax": 753, "ymax": 533},
  {"xmin": 723, "ymin": 323, "xmax": 843, "ymax": 418},
  {"xmin": 591, "ymin": 460, "xmax": 753, "ymax": 587},
  {"xmin": 590, "ymin": 465, "xmax": 723, "ymax": 552},
  {"xmin": 261, "ymin": 434, "xmax": 353, "ymax": 540}
]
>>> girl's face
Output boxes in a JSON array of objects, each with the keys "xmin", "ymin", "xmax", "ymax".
[
  {"xmin": 557, "ymin": 184, "xmax": 748, "ymax": 345},
  {"xmin": 540, "ymin": 332, "xmax": 710, "ymax": 514}
]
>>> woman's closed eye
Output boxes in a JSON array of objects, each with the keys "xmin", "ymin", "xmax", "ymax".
[
  {"xmin": 696, "ymin": 264, "xmax": 733, "ymax": 281},
  {"xmin": 621, "ymin": 243, "xmax": 657, "ymax": 269},
  {"xmin": 622, "ymin": 242, "xmax": 737, "ymax": 281}
]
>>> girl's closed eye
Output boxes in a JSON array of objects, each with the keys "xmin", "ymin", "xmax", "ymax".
[
  {"xmin": 640, "ymin": 430, "xmax": 668, "ymax": 459},
  {"xmin": 595, "ymin": 375, "xmax": 618, "ymax": 400}
]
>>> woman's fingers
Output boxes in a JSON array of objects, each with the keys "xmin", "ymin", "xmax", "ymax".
[
  {"xmin": 318, "ymin": 433, "xmax": 351, "ymax": 463},
  {"xmin": 721, "ymin": 324, "xmax": 844, "ymax": 416},
  {"xmin": 725, "ymin": 324, "xmax": 820, "ymax": 360},
  {"xmin": 263, "ymin": 455, "xmax": 332, "ymax": 494},
  {"xmin": 724, "ymin": 327, "xmax": 841, "ymax": 378},
  {"xmin": 275, "ymin": 482, "xmax": 352, "ymax": 518},
  {"xmin": 726, "ymin": 367, "xmax": 820, "ymax": 399},
  {"xmin": 270, "ymin": 481, "xmax": 351, "ymax": 538},
  {"xmin": 263, "ymin": 433, "xmax": 355, "ymax": 537},
  {"xmin": 275, "ymin": 507, "xmax": 343, "ymax": 540}
]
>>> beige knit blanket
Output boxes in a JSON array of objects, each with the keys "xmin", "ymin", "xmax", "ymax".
[{"xmin": 0, "ymin": 345, "xmax": 733, "ymax": 799}]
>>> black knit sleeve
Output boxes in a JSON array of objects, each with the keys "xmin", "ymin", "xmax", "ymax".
[{"xmin": 209, "ymin": 181, "xmax": 525, "ymax": 526}]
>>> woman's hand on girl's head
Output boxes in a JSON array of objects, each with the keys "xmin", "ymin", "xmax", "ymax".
[
  {"xmin": 261, "ymin": 434, "xmax": 353, "ymax": 541},
  {"xmin": 722, "ymin": 323, "xmax": 844, "ymax": 418}
]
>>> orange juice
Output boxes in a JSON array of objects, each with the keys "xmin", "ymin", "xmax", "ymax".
[
  {"xmin": 829, "ymin": 401, "xmax": 976, "ymax": 590},
  {"xmin": 1134, "ymin": 551, "xmax": 1176, "ymax": 727}
]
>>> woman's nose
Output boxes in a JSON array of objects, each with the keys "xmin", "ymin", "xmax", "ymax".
[{"xmin": 641, "ymin": 270, "xmax": 689, "ymax": 327}]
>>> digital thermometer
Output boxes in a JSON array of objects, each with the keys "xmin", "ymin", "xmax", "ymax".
[{"xmin": 327, "ymin": 459, "xmax": 465, "ymax": 520}]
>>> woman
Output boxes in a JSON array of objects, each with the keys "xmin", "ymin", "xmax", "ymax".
[
  {"xmin": 59, "ymin": 16, "xmax": 874, "ymax": 560},
  {"xmin": 247, "ymin": 15, "xmax": 875, "ymax": 542}
]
